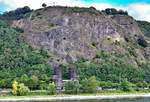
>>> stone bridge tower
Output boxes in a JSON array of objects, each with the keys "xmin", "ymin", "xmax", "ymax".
[
  {"xmin": 69, "ymin": 68, "xmax": 79, "ymax": 81},
  {"xmin": 51, "ymin": 66, "xmax": 79, "ymax": 89},
  {"xmin": 51, "ymin": 67, "xmax": 63, "ymax": 90}
]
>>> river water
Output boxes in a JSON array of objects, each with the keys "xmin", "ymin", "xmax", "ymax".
[{"xmin": 23, "ymin": 98, "xmax": 150, "ymax": 102}]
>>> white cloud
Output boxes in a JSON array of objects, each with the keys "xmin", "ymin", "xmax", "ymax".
[
  {"xmin": 126, "ymin": 3, "xmax": 150, "ymax": 21},
  {"xmin": 0, "ymin": 0, "xmax": 150, "ymax": 22}
]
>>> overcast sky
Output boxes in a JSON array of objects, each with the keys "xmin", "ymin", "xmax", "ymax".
[{"xmin": 0, "ymin": 0, "xmax": 150, "ymax": 22}]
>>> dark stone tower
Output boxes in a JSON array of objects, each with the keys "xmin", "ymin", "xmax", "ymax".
[
  {"xmin": 69, "ymin": 68, "xmax": 79, "ymax": 81},
  {"xmin": 51, "ymin": 66, "xmax": 79, "ymax": 90},
  {"xmin": 51, "ymin": 67, "xmax": 63, "ymax": 90}
]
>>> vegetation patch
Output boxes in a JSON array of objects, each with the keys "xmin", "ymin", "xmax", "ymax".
[
  {"xmin": 0, "ymin": 6, "xmax": 32, "ymax": 21},
  {"xmin": 127, "ymin": 47, "xmax": 138, "ymax": 57},
  {"xmin": 137, "ymin": 21, "xmax": 150, "ymax": 37},
  {"xmin": 102, "ymin": 8, "xmax": 128, "ymax": 15},
  {"xmin": 137, "ymin": 37, "xmax": 148, "ymax": 48},
  {"xmin": 0, "ymin": 20, "xmax": 53, "ymax": 89},
  {"xmin": 92, "ymin": 42, "xmax": 97, "ymax": 48},
  {"xmin": 13, "ymin": 27, "xmax": 24, "ymax": 33},
  {"xmin": 103, "ymin": 39, "xmax": 113, "ymax": 45}
]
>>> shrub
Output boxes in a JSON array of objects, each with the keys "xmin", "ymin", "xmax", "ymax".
[
  {"xmin": 124, "ymin": 36, "xmax": 131, "ymax": 42},
  {"xmin": 36, "ymin": 11, "xmax": 41, "ymax": 16},
  {"xmin": 137, "ymin": 81, "xmax": 149, "ymax": 89},
  {"xmin": 40, "ymin": 47, "xmax": 50, "ymax": 58},
  {"xmin": 120, "ymin": 79, "xmax": 132, "ymax": 92},
  {"xmin": 50, "ymin": 24, "xmax": 55, "ymax": 28},
  {"xmin": 12, "ymin": 81, "xmax": 30, "ymax": 96},
  {"xmin": 95, "ymin": 54, "xmax": 100, "ymax": 58},
  {"xmin": 18, "ymin": 83, "xmax": 30, "ymax": 96},
  {"xmin": 135, "ymin": 87, "xmax": 140, "ymax": 91},
  {"xmin": 48, "ymin": 82, "xmax": 56, "ymax": 95},
  {"xmin": 81, "ymin": 57, "xmax": 89, "ymax": 62},
  {"xmin": 92, "ymin": 42, "xmax": 97, "ymax": 47},
  {"xmin": 12, "ymin": 81, "xmax": 18, "ymax": 95},
  {"xmin": 39, "ymin": 81, "xmax": 48, "ymax": 90},
  {"xmin": 101, "ymin": 50, "xmax": 110, "ymax": 58},
  {"xmin": 138, "ymin": 37, "xmax": 148, "ymax": 48},
  {"xmin": 114, "ymin": 40, "xmax": 120, "ymax": 46},
  {"xmin": 128, "ymin": 47, "xmax": 137, "ymax": 57}
]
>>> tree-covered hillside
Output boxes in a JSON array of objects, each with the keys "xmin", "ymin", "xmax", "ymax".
[
  {"xmin": 137, "ymin": 21, "xmax": 150, "ymax": 37},
  {"xmin": 0, "ymin": 20, "xmax": 53, "ymax": 89},
  {"xmin": 62, "ymin": 50, "xmax": 150, "ymax": 85},
  {"xmin": 1, "ymin": 6, "xmax": 150, "ymax": 90}
]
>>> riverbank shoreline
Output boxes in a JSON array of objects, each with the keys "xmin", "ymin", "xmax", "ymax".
[{"xmin": 1, "ymin": 94, "xmax": 150, "ymax": 101}]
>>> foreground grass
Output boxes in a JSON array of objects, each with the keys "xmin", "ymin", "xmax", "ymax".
[{"xmin": 0, "ymin": 90, "xmax": 150, "ymax": 98}]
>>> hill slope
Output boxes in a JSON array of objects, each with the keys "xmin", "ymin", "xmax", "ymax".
[
  {"xmin": 0, "ymin": 20, "xmax": 53, "ymax": 89},
  {"xmin": 1, "ymin": 6, "xmax": 150, "ymax": 88}
]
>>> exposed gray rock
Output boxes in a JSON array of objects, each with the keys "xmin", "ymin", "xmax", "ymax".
[{"xmin": 11, "ymin": 6, "xmax": 148, "ymax": 67}]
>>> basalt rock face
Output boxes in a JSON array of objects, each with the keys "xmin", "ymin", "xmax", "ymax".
[{"xmin": 11, "ymin": 6, "xmax": 149, "ymax": 67}]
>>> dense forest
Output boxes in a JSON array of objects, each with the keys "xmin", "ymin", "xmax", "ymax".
[{"xmin": 0, "ymin": 20, "xmax": 53, "ymax": 89}]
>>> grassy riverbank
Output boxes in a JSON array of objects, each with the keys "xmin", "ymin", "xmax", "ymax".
[{"xmin": 0, "ymin": 90, "xmax": 149, "ymax": 98}]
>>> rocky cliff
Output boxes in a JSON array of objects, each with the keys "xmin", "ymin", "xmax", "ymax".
[{"xmin": 11, "ymin": 6, "xmax": 150, "ymax": 67}]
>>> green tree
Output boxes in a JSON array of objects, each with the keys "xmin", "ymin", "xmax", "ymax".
[
  {"xmin": 20, "ymin": 74, "xmax": 29, "ymax": 85},
  {"xmin": 100, "ymin": 81, "xmax": 119, "ymax": 89},
  {"xmin": 81, "ymin": 76, "xmax": 99, "ymax": 93},
  {"xmin": 39, "ymin": 81, "xmax": 48, "ymax": 90},
  {"xmin": 48, "ymin": 82, "xmax": 56, "ymax": 95},
  {"xmin": 137, "ymin": 81, "xmax": 149, "ymax": 89},
  {"xmin": 138, "ymin": 37, "xmax": 148, "ymax": 48},
  {"xmin": 120, "ymin": 79, "xmax": 132, "ymax": 92},
  {"xmin": 42, "ymin": 3, "xmax": 47, "ymax": 8},
  {"xmin": 81, "ymin": 79, "xmax": 89, "ymax": 93},
  {"xmin": 65, "ymin": 81, "xmax": 74, "ymax": 94},
  {"xmin": 11, "ymin": 81, "xmax": 30, "ymax": 96},
  {"xmin": 0, "ymin": 79, "xmax": 8, "ymax": 88},
  {"xmin": 65, "ymin": 80, "xmax": 80, "ymax": 94},
  {"xmin": 28, "ymin": 75, "xmax": 38, "ymax": 89},
  {"xmin": 18, "ymin": 83, "xmax": 30, "ymax": 96},
  {"xmin": 12, "ymin": 80, "xmax": 18, "ymax": 95},
  {"xmin": 73, "ymin": 81, "xmax": 80, "ymax": 94},
  {"xmin": 88, "ymin": 76, "xmax": 99, "ymax": 93}
]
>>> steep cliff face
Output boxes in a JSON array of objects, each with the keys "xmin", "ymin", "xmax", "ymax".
[{"xmin": 11, "ymin": 6, "xmax": 149, "ymax": 67}]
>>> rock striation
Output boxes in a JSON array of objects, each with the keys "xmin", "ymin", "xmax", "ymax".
[{"xmin": 11, "ymin": 6, "xmax": 149, "ymax": 68}]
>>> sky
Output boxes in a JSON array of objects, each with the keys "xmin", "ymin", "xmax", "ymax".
[{"xmin": 0, "ymin": 0, "xmax": 150, "ymax": 22}]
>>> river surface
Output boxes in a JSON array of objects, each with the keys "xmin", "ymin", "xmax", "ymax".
[{"xmin": 21, "ymin": 98, "xmax": 150, "ymax": 102}]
